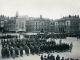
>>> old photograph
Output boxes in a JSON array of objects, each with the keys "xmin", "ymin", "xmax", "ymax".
[{"xmin": 0, "ymin": 0, "xmax": 80, "ymax": 60}]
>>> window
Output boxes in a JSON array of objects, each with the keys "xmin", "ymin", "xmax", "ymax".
[
  {"xmin": 42, "ymin": 23, "xmax": 43, "ymax": 25},
  {"xmin": 0, "ymin": 21, "xmax": 4, "ymax": 27},
  {"xmin": 67, "ymin": 22, "xmax": 69, "ymax": 25},
  {"xmin": 56, "ymin": 23, "xmax": 57, "ymax": 25},
  {"xmin": 36, "ymin": 22, "xmax": 37, "ymax": 25}
]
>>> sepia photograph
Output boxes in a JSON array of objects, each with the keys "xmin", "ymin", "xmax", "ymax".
[{"xmin": 0, "ymin": 0, "xmax": 80, "ymax": 60}]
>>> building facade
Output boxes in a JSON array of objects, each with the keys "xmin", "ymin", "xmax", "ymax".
[
  {"xmin": 7, "ymin": 17, "xmax": 16, "ymax": 32},
  {"xmin": 26, "ymin": 15, "xmax": 50, "ymax": 33},
  {"xmin": 16, "ymin": 15, "xmax": 28, "ymax": 32},
  {"xmin": 54, "ymin": 15, "xmax": 80, "ymax": 35},
  {"xmin": 50, "ymin": 20, "xmax": 55, "ymax": 33},
  {"xmin": 0, "ymin": 15, "xmax": 8, "ymax": 32}
]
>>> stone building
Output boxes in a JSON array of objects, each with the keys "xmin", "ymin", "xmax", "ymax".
[
  {"xmin": 26, "ymin": 15, "xmax": 50, "ymax": 33},
  {"xmin": 0, "ymin": 15, "xmax": 8, "ymax": 32},
  {"xmin": 6, "ymin": 17, "xmax": 16, "ymax": 32},
  {"xmin": 50, "ymin": 20, "xmax": 55, "ymax": 33},
  {"xmin": 16, "ymin": 15, "xmax": 28, "ymax": 32},
  {"xmin": 54, "ymin": 15, "xmax": 80, "ymax": 35}
]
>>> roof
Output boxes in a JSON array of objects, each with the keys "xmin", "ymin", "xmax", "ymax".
[{"xmin": 17, "ymin": 15, "xmax": 28, "ymax": 19}]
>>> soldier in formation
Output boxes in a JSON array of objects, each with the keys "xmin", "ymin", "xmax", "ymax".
[{"xmin": 1, "ymin": 37, "xmax": 72, "ymax": 59}]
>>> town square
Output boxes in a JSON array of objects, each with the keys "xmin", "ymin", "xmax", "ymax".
[{"xmin": 0, "ymin": 0, "xmax": 80, "ymax": 60}]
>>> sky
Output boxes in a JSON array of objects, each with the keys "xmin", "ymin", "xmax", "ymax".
[{"xmin": 0, "ymin": 0, "xmax": 80, "ymax": 19}]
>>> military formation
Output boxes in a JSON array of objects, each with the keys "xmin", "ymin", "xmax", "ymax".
[
  {"xmin": 41, "ymin": 54, "xmax": 79, "ymax": 60},
  {"xmin": 1, "ymin": 36, "xmax": 73, "ymax": 59}
]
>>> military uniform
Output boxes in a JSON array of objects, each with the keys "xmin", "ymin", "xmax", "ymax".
[
  {"xmin": 15, "ymin": 47, "xmax": 19, "ymax": 57},
  {"xmin": 13, "ymin": 49, "xmax": 15, "ymax": 59},
  {"xmin": 1, "ymin": 47, "xmax": 5, "ymax": 58},
  {"xmin": 6, "ymin": 47, "xmax": 10, "ymax": 58},
  {"xmin": 10, "ymin": 47, "xmax": 13, "ymax": 57},
  {"xmin": 20, "ymin": 46, "xmax": 23, "ymax": 56},
  {"xmin": 25, "ymin": 45, "xmax": 29, "ymax": 55}
]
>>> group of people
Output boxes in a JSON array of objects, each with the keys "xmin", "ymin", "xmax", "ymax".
[
  {"xmin": 1, "ymin": 37, "xmax": 73, "ymax": 59},
  {"xmin": 40, "ymin": 54, "xmax": 79, "ymax": 60}
]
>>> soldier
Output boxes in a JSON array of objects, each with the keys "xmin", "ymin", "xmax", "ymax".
[
  {"xmin": 13, "ymin": 41, "xmax": 16, "ymax": 47},
  {"xmin": 6, "ymin": 47, "xmax": 10, "ymax": 58},
  {"xmin": 10, "ymin": 47, "xmax": 13, "ymax": 57},
  {"xmin": 1, "ymin": 39, "xmax": 3, "ymax": 45},
  {"xmin": 4, "ymin": 39, "xmax": 6, "ymax": 45},
  {"xmin": 25, "ymin": 45, "xmax": 29, "ymax": 55},
  {"xmin": 5, "ymin": 46, "xmax": 7, "ymax": 58},
  {"xmin": 38, "ymin": 46, "xmax": 41, "ymax": 55},
  {"xmin": 15, "ymin": 47, "xmax": 19, "ymax": 57},
  {"xmin": 69, "ymin": 43, "xmax": 73, "ymax": 52},
  {"xmin": 20, "ymin": 46, "xmax": 23, "ymax": 57},
  {"xmin": 1, "ymin": 47, "xmax": 5, "ymax": 58},
  {"xmin": 59, "ymin": 39, "xmax": 62, "ymax": 44},
  {"xmin": 34, "ymin": 45, "xmax": 38, "ymax": 54},
  {"xmin": 5, "ymin": 43, "xmax": 7, "ymax": 47},
  {"xmin": 40, "ymin": 44, "xmax": 43, "ymax": 53},
  {"xmin": 7, "ymin": 39, "xmax": 9, "ymax": 44},
  {"xmin": 30, "ymin": 45, "xmax": 34, "ymax": 55},
  {"xmin": 13, "ymin": 48, "xmax": 15, "ymax": 59},
  {"xmin": 2, "ymin": 40, "xmax": 4, "ymax": 48}
]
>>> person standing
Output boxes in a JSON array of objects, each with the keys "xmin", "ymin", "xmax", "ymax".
[
  {"xmin": 50, "ymin": 54, "xmax": 55, "ymax": 60},
  {"xmin": 15, "ymin": 47, "xmax": 19, "ymax": 57},
  {"xmin": 41, "ymin": 55, "xmax": 43, "ymax": 60},
  {"xmin": 25, "ymin": 45, "xmax": 29, "ymax": 55},
  {"xmin": 1, "ymin": 47, "xmax": 5, "ymax": 58},
  {"xmin": 20, "ymin": 46, "xmax": 23, "ymax": 57},
  {"xmin": 13, "ymin": 48, "xmax": 15, "ymax": 59},
  {"xmin": 56, "ymin": 55, "xmax": 60, "ymax": 60}
]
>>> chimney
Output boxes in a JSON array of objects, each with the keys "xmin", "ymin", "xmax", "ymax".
[{"xmin": 40, "ymin": 15, "xmax": 42, "ymax": 19}]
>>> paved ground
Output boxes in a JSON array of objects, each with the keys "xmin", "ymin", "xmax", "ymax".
[{"xmin": 0, "ymin": 37, "xmax": 80, "ymax": 60}]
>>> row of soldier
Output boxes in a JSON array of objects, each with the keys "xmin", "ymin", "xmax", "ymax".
[
  {"xmin": 41, "ymin": 54, "xmax": 79, "ymax": 60},
  {"xmin": 1, "ymin": 38, "xmax": 73, "ymax": 59}
]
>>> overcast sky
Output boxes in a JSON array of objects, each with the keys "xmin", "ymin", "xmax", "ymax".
[{"xmin": 0, "ymin": 0, "xmax": 80, "ymax": 19}]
